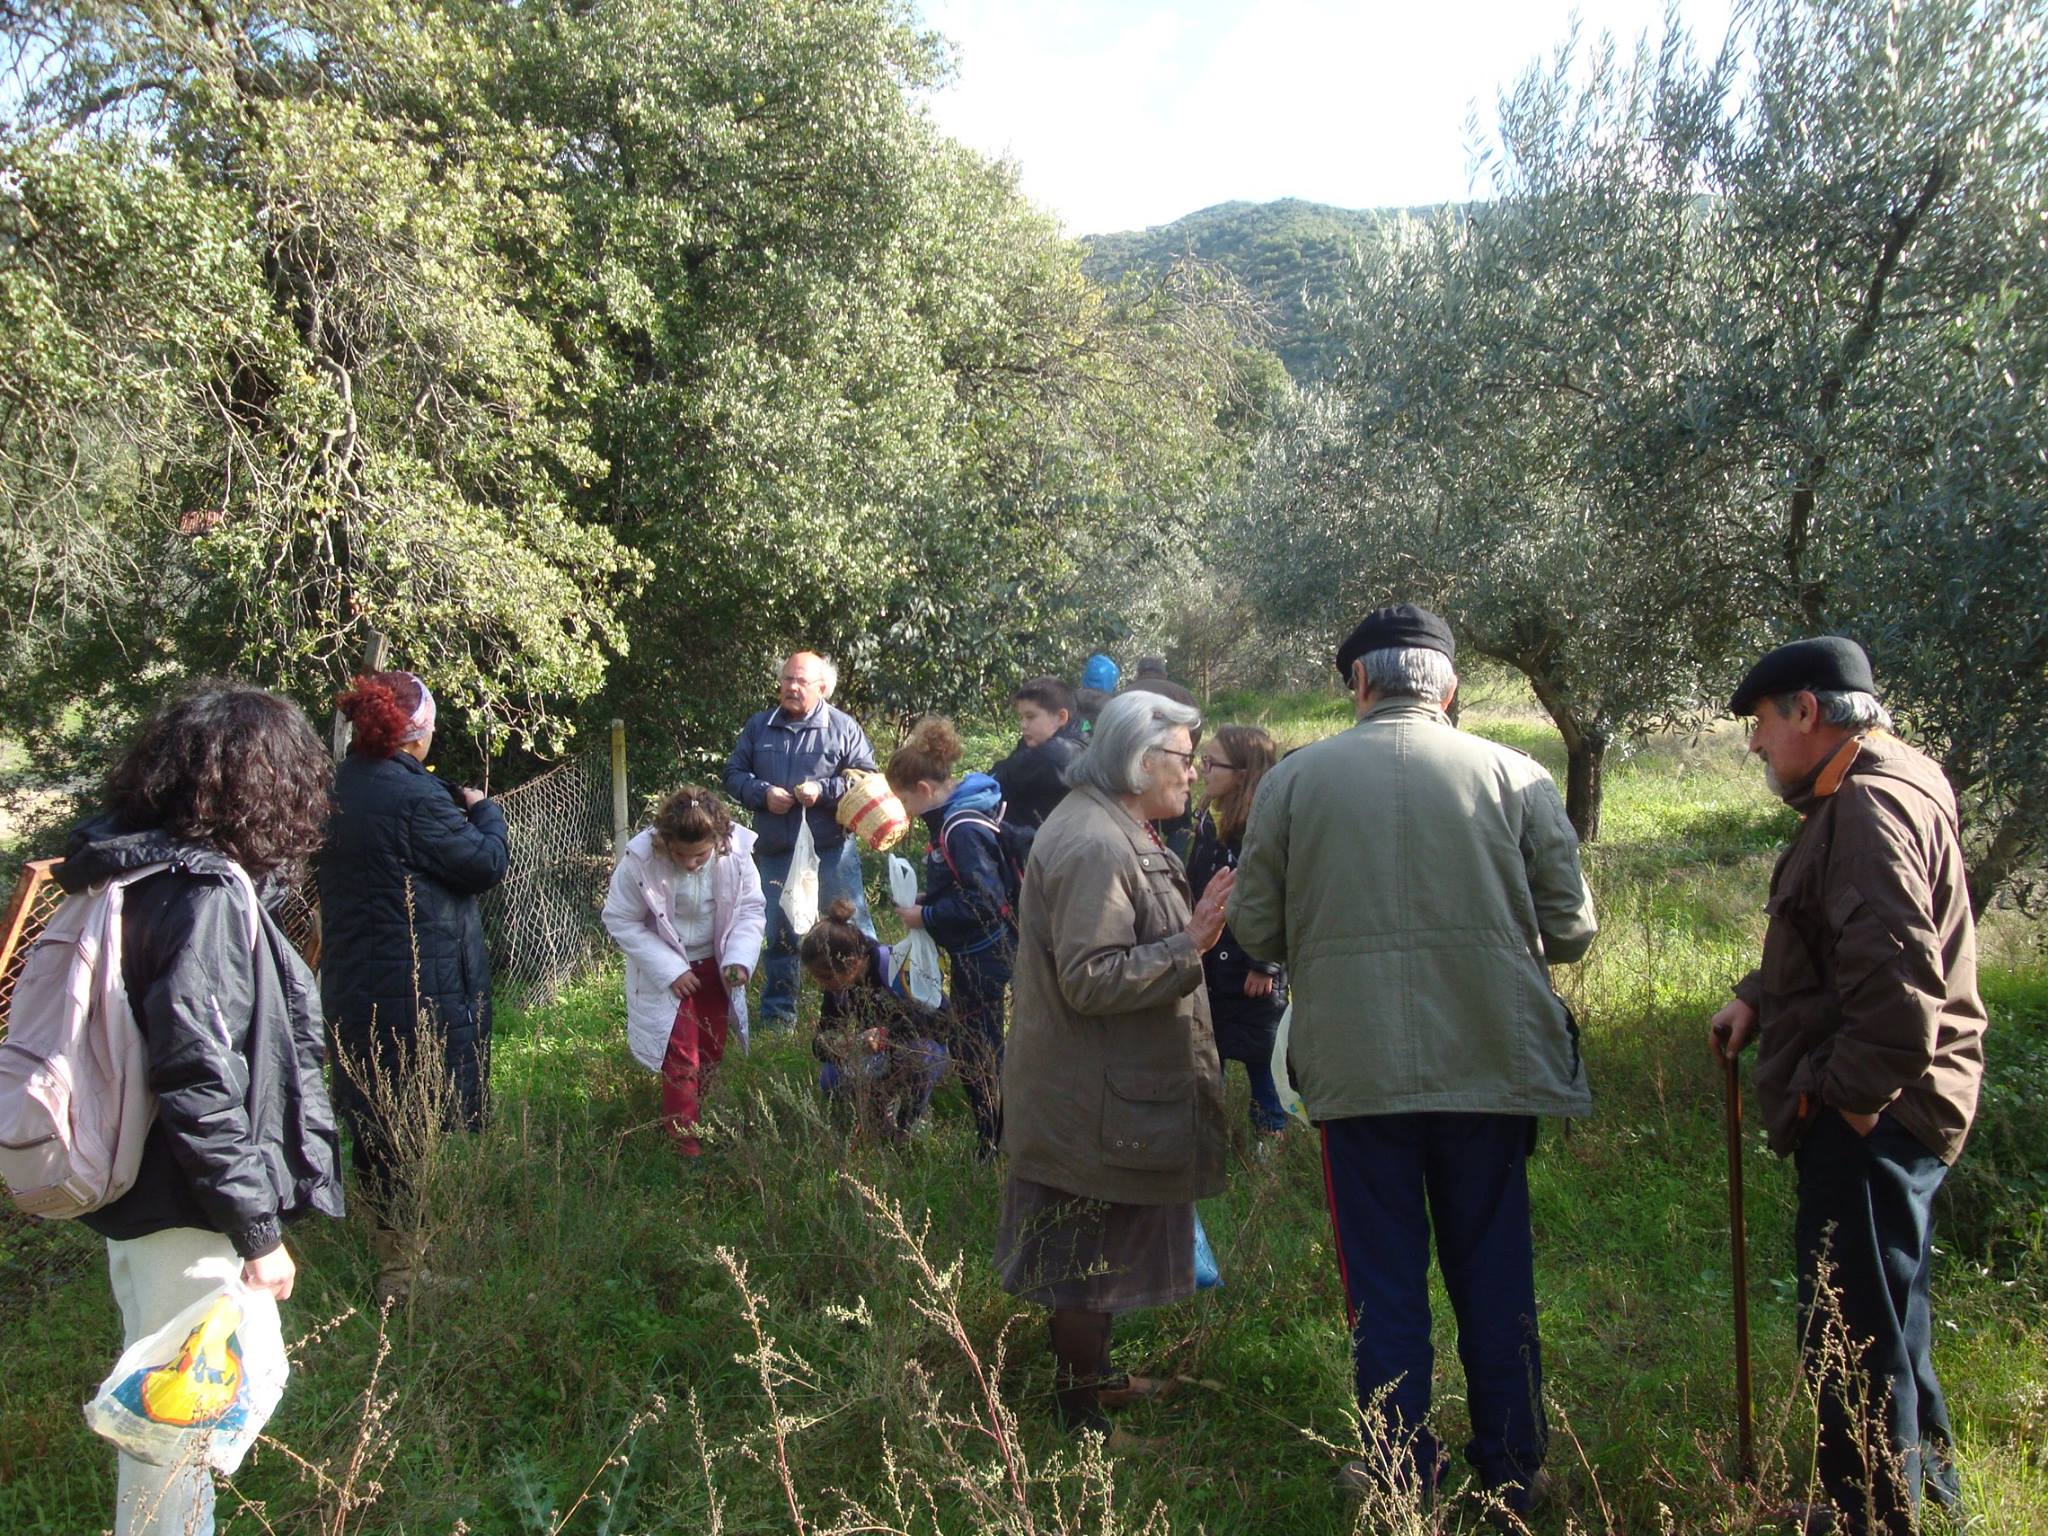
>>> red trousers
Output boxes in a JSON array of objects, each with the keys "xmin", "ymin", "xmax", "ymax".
[{"xmin": 661, "ymin": 959, "xmax": 729, "ymax": 1154}]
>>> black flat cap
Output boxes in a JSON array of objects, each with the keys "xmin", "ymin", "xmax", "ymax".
[
  {"xmin": 1335, "ymin": 604, "xmax": 1456, "ymax": 681},
  {"xmin": 1728, "ymin": 636, "xmax": 1876, "ymax": 715}
]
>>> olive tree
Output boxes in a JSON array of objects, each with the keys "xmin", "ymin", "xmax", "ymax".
[
  {"xmin": 1246, "ymin": 0, "xmax": 2048, "ymax": 880},
  {"xmin": 1703, "ymin": 0, "xmax": 2048, "ymax": 901},
  {"xmin": 1248, "ymin": 20, "xmax": 1760, "ymax": 839}
]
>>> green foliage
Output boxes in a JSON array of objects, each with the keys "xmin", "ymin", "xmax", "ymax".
[
  {"xmin": 1, "ymin": 0, "xmax": 1254, "ymax": 792},
  {"xmin": 1236, "ymin": 0, "xmax": 2048, "ymax": 879},
  {"xmin": 0, "ymin": 0, "xmax": 644, "ymax": 756}
]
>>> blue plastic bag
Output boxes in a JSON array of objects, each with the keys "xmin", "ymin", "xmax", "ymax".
[{"xmin": 1193, "ymin": 1208, "xmax": 1221, "ymax": 1290}]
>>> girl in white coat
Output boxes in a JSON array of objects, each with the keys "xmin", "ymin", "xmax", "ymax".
[{"xmin": 602, "ymin": 786, "xmax": 766, "ymax": 1155}]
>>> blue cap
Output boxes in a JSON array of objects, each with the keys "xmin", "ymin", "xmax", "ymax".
[{"xmin": 1082, "ymin": 653, "xmax": 1120, "ymax": 692}]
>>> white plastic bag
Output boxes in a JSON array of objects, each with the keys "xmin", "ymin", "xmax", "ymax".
[
  {"xmin": 86, "ymin": 1277, "xmax": 287, "ymax": 1475},
  {"xmin": 1269, "ymin": 1002, "xmax": 1308, "ymax": 1123},
  {"xmin": 886, "ymin": 854, "xmax": 945, "ymax": 1008},
  {"xmin": 779, "ymin": 813, "xmax": 821, "ymax": 937},
  {"xmin": 728, "ymin": 985, "xmax": 751, "ymax": 1055}
]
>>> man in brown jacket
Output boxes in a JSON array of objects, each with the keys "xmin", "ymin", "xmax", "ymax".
[{"xmin": 1711, "ymin": 637, "xmax": 1987, "ymax": 1536}]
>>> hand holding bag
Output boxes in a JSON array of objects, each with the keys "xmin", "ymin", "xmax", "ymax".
[{"xmin": 886, "ymin": 854, "xmax": 944, "ymax": 1008}]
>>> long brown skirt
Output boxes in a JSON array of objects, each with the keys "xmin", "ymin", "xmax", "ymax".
[{"xmin": 994, "ymin": 1175, "xmax": 1195, "ymax": 1315}]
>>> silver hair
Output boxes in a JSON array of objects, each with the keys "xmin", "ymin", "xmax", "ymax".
[
  {"xmin": 1065, "ymin": 690, "xmax": 1202, "ymax": 797},
  {"xmin": 1359, "ymin": 646, "xmax": 1458, "ymax": 705},
  {"xmin": 1772, "ymin": 689, "xmax": 1892, "ymax": 732},
  {"xmin": 781, "ymin": 652, "xmax": 839, "ymax": 698}
]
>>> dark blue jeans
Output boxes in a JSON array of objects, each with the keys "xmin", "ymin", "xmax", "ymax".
[
  {"xmin": 1221, "ymin": 1050, "xmax": 1289, "ymax": 1133},
  {"xmin": 1795, "ymin": 1110, "xmax": 1961, "ymax": 1536},
  {"xmin": 1318, "ymin": 1112, "xmax": 1545, "ymax": 1504},
  {"xmin": 755, "ymin": 839, "xmax": 874, "ymax": 1025},
  {"xmin": 948, "ymin": 941, "xmax": 1011, "ymax": 1155}
]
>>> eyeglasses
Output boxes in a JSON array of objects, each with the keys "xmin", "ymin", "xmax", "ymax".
[
  {"xmin": 1200, "ymin": 756, "xmax": 1238, "ymax": 771},
  {"xmin": 1151, "ymin": 746, "xmax": 1197, "ymax": 768}
]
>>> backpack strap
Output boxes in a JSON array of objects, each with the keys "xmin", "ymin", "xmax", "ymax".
[
  {"xmin": 936, "ymin": 808, "xmax": 1015, "ymax": 925},
  {"xmin": 222, "ymin": 863, "xmax": 262, "ymax": 951}
]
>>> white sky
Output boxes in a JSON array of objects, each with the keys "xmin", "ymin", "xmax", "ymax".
[{"xmin": 915, "ymin": 0, "xmax": 1738, "ymax": 236}]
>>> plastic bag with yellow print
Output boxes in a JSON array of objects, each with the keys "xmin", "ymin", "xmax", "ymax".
[{"xmin": 86, "ymin": 1276, "xmax": 288, "ymax": 1474}]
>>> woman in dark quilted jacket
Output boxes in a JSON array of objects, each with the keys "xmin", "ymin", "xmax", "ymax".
[
  {"xmin": 316, "ymin": 671, "xmax": 507, "ymax": 1301},
  {"xmin": 57, "ymin": 681, "xmax": 342, "ymax": 1536}
]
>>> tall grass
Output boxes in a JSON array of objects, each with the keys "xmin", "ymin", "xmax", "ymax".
[{"xmin": 2, "ymin": 691, "xmax": 2044, "ymax": 1533}]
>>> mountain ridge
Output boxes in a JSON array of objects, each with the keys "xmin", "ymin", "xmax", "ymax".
[{"xmin": 1082, "ymin": 197, "xmax": 1442, "ymax": 380}]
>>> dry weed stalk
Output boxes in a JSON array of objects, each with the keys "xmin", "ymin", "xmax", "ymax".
[
  {"xmin": 716, "ymin": 1244, "xmax": 825, "ymax": 1535},
  {"xmin": 686, "ymin": 1389, "xmax": 728, "ymax": 1536},
  {"xmin": 544, "ymin": 1392, "xmax": 670, "ymax": 1536},
  {"xmin": 246, "ymin": 1298, "xmax": 401, "ymax": 1536},
  {"xmin": 845, "ymin": 1175, "xmax": 1033, "ymax": 1514}
]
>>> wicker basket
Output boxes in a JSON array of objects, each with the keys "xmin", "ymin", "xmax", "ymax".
[{"xmin": 837, "ymin": 771, "xmax": 910, "ymax": 852}]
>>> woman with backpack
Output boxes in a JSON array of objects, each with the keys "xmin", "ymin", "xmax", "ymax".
[
  {"xmin": 51, "ymin": 683, "xmax": 344, "ymax": 1536},
  {"xmin": 316, "ymin": 671, "xmax": 508, "ymax": 1302},
  {"xmin": 886, "ymin": 717, "xmax": 1018, "ymax": 1161}
]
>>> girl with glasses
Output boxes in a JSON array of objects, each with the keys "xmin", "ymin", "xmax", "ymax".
[{"xmin": 1187, "ymin": 725, "xmax": 1290, "ymax": 1141}]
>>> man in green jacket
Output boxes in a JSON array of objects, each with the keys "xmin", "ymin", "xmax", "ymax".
[
  {"xmin": 1711, "ymin": 637, "xmax": 1985, "ymax": 1536},
  {"xmin": 1229, "ymin": 604, "xmax": 1596, "ymax": 1516}
]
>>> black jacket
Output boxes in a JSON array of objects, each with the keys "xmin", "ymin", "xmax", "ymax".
[
  {"xmin": 811, "ymin": 938, "xmax": 954, "ymax": 1062},
  {"xmin": 316, "ymin": 752, "xmax": 508, "ymax": 1124},
  {"xmin": 1185, "ymin": 811, "xmax": 1287, "ymax": 1059},
  {"xmin": 990, "ymin": 728, "xmax": 1083, "ymax": 829},
  {"xmin": 58, "ymin": 817, "xmax": 344, "ymax": 1258}
]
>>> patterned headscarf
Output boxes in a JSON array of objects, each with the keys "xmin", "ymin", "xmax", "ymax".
[{"xmin": 400, "ymin": 673, "xmax": 437, "ymax": 744}]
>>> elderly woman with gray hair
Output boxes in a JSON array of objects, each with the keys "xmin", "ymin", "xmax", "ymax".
[{"xmin": 996, "ymin": 689, "xmax": 1235, "ymax": 1440}]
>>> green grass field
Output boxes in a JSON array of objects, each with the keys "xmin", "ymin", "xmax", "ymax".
[{"xmin": 3, "ymin": 686, "xmax": 2044, "ymax": 1535}]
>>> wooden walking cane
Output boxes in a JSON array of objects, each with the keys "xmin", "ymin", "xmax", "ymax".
[{"xmin": 1724, "ymin": 1052, "xmax": 1757, "ymax": 1483}]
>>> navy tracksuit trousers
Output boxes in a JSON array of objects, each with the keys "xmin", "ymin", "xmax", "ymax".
[
  {"xmin": 1318, "ymin": 1112, "xmax": 1547, "ymax": 1503},
  {"xmin": 1795, "ymin": 1109, "xmax": 1962, "ymax": 1535}
]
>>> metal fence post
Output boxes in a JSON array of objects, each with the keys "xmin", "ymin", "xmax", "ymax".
[{"xmin": 611, "ymin": 719, "xmax": 629, "ymax": 856}]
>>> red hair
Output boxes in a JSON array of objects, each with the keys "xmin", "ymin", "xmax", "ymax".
[{"xmin": 336, "ymin": 671, "xmax": 423, "ymax": 759}]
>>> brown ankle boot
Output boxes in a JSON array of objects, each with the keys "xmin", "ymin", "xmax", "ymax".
[{"xmin": 371, "ymin": 1227, "xmax": 416, "ymax": 1306}]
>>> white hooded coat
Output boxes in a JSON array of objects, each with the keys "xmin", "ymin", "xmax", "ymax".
[{"xmin": 602, "ymin": 825, "xmax": 768, "ymax": 1071}]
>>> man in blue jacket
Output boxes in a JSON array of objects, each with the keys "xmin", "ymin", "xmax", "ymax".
[{"xmin": 724, "ymin": 651, "xmax": 879, "ymax": 1026}]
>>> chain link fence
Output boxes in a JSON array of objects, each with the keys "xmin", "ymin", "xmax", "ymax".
[
  {"xmin": 0, "ymin": 743, "xmax": 622, "ymax": 1313},
  {"xmin": 481, "ymin": 750, "xmax": 618, "ymax": 1004}
]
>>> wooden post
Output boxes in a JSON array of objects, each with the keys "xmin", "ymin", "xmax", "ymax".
[
  {"xmin": 331, "ymin": 630, "xmax": 391, "ymax": 762},
  {"xmin": 611, "ymin": 718, "xmax": 629, "ymax": 856},
  {"xmin": 1725, "ymin": 1053, "xmax": 1756, "ymax": 1482}
]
